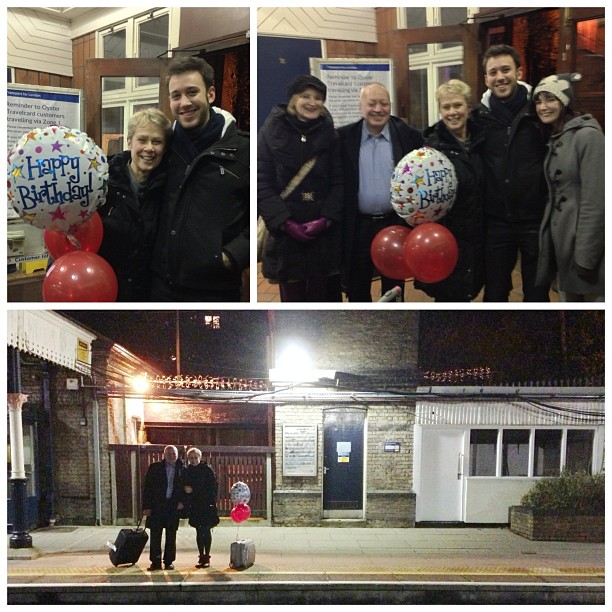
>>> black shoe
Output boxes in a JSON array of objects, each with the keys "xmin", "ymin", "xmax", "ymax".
[
  {"xmin": 147, "ymin": 563, "xmax": 162, "ymax": 571},
  {"xmin": 164, "ymin": 563, "xmax": 175, "ymax": 570}
]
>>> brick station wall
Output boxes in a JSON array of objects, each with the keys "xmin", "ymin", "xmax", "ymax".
[
  {"xmin": 272, "ymin": 312, "xmax": 418, "ymax": 526},
  {"xmin": 510, "ymin": 507, "xmax": 605, "ymax": 542}
]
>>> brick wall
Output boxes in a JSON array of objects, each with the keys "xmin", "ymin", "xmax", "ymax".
[
  {"xmin": 271, "ymin": 312, "xmax": 419, "ymax": 526},
  {"xmin": 272, "ymin": 311, "xmax": 419, "ymax": 374},
  {"xmin": 510, "ymin": 507, "xmax": 605, "ymax": 542},
  {"xmin": 273, "ymin": 402, "xmax": 416, "ymax": 526},
  {"xmin": 49, "ymin": 365, "xmax": 99, "ymax": 524}
]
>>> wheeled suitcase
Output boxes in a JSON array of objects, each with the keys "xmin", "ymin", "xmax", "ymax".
[
  {"xmin": 107, "ymin": 518, "xmax": 149, "ymax": 567},
  {"xmin": 229, "ymin": 538, "xmax": 256, "ymax": 569}
]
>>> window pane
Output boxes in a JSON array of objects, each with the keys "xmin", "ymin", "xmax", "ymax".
[
  {"xmin": 440, "ymin": 8, "xmax": 467, "ymax": 49},
  {"xmin": 469, "ymin": 429, "xmax": 497, "ymax": 476},
  {"xmin": 502, "ymin": 430, "xmax": 529, "ymax": 476},
  {"xmin": 103, "ymin": 29, "xmax": 126, "ymax": 92},
  {"xmin": 101, "ymin": 107, "xmax": 125, "ymax": 156},
  {"xmin": 440, "ymin": 7, "xmax": 468, "ymax": 26},
  {"xmin": 405, "ymin": 8, "xmax": 427, "ymax": 28},
  {"xmin": 534, "ymin": 430, "xmax": 562, "ymax": 476},
  {"xmin": 138, "ymin": 14, "xmax": 168, "ymax": 88},
  {"xmin": 408, "ymin": 67, "xmax": 428, "ymax": 130},
  {"xmin": 437, "ymin": 63, "xmax": 463, "ymax": 85},
  {"xmin": 139, "ymin": 15, "xmax": 169, "ymax": 58},
  {"xmin": 566, "ymin": 430, "xmax": 594, "ymax": 473}
]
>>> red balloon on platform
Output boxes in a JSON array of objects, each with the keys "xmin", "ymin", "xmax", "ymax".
[
  {"xmin": 42, "ymin": 251, "xmax": 118, "ymax": 302},
  {"xmin": 403, "ymin": 223, "xmax": 458, "ymax": 283},
  {"xmin": 230, "ymin": 503, "xmax": 251, "ymax": 524},
  {"xmin": 43, "ymin": 212, "xmax": 104, "ymax": 260},
  {"xmin": 370, "ymin": 225, "xmax": 414, "ymax": 280}
]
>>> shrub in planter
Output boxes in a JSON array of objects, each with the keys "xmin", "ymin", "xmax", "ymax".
[
  {"xmin": 520, "ymin": 471, "xmax": 604, "ymax": 516},
  {"xmin": 511, "ymin": 471, "xmax": 604, "ymax": 542}
]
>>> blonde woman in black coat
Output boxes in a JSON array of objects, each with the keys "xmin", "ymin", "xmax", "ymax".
[{"xmin": 183, "ymin": 448, "xmax": 219, "ymax": 568}]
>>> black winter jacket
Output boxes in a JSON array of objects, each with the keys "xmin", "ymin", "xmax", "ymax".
[
  {"xmin": 257, "ymin": 105, "xmax": 343, "ymax": 282},
  {"xmin": 97, "ymin": 150, "xmax": 167, "ymax": 301},
  {"xmin": 142, "ymin": 459, "xmax": 185, "ymax": 530},
  {"xmin": 151, "ymin": 111, "xmax": 249, "ymax": 292},
  {"xmin": 414, "ymin": 119, "xmax": 485, "ymax": 301},
  {"xmin": 472, "ymin": 87, "xmax": 548, "ymax": 222},
  {"xmin": 183, "ymin": 462, "xmax": 219, "ymax": 528}
]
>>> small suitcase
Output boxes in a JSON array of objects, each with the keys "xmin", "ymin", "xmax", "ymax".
[
  {"xmin": 229, "ymin": 538, "xmax": 256, "ymax": 569},
  {"xmin": 107, "ymin": 519, "xmax": 149, "ymax": 567}
]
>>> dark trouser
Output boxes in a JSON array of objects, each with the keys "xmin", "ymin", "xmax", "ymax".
[
  {"xmin": 149, "ymin": 501, "xmax": 179, "ymax": 565},
  {"xmin": 348, "ymin": 214, "xmax": 405, "ymax": 302},
  {"xmin": 151, "ymin": 273, "xmax": 241, "ymax": 302},
  {"xmin": 279, "ymin": 275, "xmax": 342, "ymax": 302},
  {"xmin": 483, "ymin": 218, "xmax": 550, "ymax": 302},
  {"xmin": 196, "ymin": 525, "xmax": 213, "ymax": 556}
]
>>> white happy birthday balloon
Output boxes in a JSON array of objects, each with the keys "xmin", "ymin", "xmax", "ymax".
[
  {"xmin": 390, "ymin": 147, "xmax": 457, "ymax": 226},
  {"xmin": 7, "ymin": 125, "xmax": 108, "ymax": 233}
]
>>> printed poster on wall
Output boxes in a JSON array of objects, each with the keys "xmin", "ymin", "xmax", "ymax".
[
  {"xmin": 310, "ymin": 58, "xmax": 394, "ymax": 128},
  {"xmin": 283, "ymin": 425, "xmax": 317, "ymax": 476},
  {"xmin": 8, "ymin": 84, "xmax": 82, "ymax": 154}
]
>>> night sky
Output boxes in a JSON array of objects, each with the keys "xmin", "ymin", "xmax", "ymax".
[{"xmin": 60, "ymin": 310, "xmax": 604, "ymax": 384}]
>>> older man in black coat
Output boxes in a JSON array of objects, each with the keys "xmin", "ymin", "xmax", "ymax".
[
  {"xmin": 338, "ymin": 82, "xmax": 423, "ymax": 301},
  {"xmin": 142, "ymin": 445, "xmax": 185, "ymax": 570}
]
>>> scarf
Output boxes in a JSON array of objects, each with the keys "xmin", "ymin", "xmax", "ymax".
[
  {"xmin": 489, "ymin": 84, "xmax": 529, "ymax": 124},
  {"xmin": 173, "ymin": 108, "xmax": 225, "ymax": 163}
]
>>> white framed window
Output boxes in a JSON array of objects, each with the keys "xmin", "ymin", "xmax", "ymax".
[
  {"xmin": 468, "ymin": 427, "xmax": 598, "ymax": 478},
  {"xmin": 96, "ymin": 8, "xmax": 178, "ymax": 155},
  {"xmin": 398, "ymin": 7, "xmax": 475, "ymax": 128}
]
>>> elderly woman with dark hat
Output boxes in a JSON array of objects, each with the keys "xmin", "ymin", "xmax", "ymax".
[
  {"xmin": 257, "ymin": 74, "xmax": 344, "ymax": 302},
  {"xmin": 533, "ymin": 73, "xmax": 604, "ymax": 302}
]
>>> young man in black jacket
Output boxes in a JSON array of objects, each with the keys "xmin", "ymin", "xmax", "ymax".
[
  {"xmin": 473, "ymin": 44, "xmax": 550, "ymax": 302},
  {"xmin": 150, "ymin": 55, "xmax": 249, "ymax": 302}
]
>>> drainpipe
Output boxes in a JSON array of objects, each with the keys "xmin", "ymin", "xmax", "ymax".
[
  {"xmin": 93, "ymin": 392, "xmax": 103, "ymax": 525},
  {"xmin": 8, "ymin": 347, "xmax": 32, "ymax": 548}
]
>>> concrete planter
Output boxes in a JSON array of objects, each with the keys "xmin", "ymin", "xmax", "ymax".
[{"xmin": 509, "ymin": 506, "xmax": 604, "ymax": 542}]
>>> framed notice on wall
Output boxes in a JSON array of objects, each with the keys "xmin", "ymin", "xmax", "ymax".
[
  {"xmin": 283, "ymin": 425, "xmax": 317, "ymax": 477},
  {"xmin": 310, "ymin": 57, "xmax": 394, "ymax": 128}
]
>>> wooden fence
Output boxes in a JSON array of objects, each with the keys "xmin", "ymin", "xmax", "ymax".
[{"xmin": 109, "ymin": 444, "xmax": 274, "ymax": 523}]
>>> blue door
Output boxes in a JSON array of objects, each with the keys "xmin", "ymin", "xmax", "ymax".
[{"xmin": 323, "ymin": 408, "xmax": 365, "ymax": 517}]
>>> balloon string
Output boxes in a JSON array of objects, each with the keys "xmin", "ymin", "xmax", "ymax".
[{"xmin": 67, "ymin": 233, "xmax": 82, "ymax": 249}]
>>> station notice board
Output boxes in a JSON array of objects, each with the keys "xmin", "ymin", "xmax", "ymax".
[{"xmin": 282, "ymin": 425, "xmax": 317, "ymax": 477}]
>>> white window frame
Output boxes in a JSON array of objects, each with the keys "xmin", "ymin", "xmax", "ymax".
[{"xmin": 469, "ymin": 427, "xmax": 599, "ymax": 478}]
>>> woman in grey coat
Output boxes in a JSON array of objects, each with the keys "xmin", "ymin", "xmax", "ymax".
[{"xmin": 533, "ymin": 74, "xmax": 604, "ymax": 302}]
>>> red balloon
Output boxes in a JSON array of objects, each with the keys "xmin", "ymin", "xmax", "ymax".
[
  {"xmin": 44, "ymin": 212, "xmax": 104, "ymax": 259},
  {"xmin": 230, "ymin": 503, "xmax": 251, "ymax": 524},
  {"xmin": 42, "ymin": 251, "xmax": 118, "ymax": 302},
  {"xmin": 370, "ymin": 225, "xmax": 414, "ymax": 280},
  {"xmin": 403, "ymin": 223, "xmax": 458, "ymax": 283}
]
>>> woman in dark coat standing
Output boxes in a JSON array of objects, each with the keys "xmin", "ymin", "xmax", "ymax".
[
  {"xmin": 183, "ymin": 448, "xmax": 219, "ymax": 569},
  {"xmin": 415, "ymin": 79, "xmax": 485, "ymax": 302},
  {"xmin": 97, "ymin": 108, "xmax": 171, "ymax": 301},
  {"xmin": 258, "ymin": 75, "xmax": 344, "ymax": 302}
]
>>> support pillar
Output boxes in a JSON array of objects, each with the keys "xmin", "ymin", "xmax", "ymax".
[{"xmin": 8, "ymin": 392, "xmax": 33, "ymax": 549}]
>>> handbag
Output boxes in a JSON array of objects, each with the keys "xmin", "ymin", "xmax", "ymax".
[{"xmin": 257, "ymin": 157, "xmax": 318, "ymax": 262}]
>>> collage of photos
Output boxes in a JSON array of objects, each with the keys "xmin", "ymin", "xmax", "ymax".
[{"xmin": 6, "ymin": 6, "xmax": 605, "ymax": 605}]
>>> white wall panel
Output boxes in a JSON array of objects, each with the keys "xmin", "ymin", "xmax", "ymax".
[{"xmin": 258, "ymin": 7, "xmax": 377, "ymax": 43}]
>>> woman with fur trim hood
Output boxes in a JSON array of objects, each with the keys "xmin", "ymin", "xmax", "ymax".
[{"xmin": 533, "ymin": 73, "xmax": 604, "ymax": 302}]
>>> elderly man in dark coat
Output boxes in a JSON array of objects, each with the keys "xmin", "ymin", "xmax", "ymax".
[{"xmin": 142, "ymin": 445, "xmax": 185, "ymax": 571}]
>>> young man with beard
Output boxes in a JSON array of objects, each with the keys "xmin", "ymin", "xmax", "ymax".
[
  {"xmin": 474, "ymin": 44, "xmax": 550, "ymax": 302},
  {"xmin": 150, "ymin": 55, "xmax": 249, "ymax": 301}
]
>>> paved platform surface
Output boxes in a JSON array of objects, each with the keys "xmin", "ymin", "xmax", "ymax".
[{"xmin": 6, "ymin": 523, "xmax": 605, "ymax": 604}]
